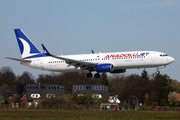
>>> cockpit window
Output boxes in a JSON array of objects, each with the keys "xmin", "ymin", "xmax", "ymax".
[{"xmin": 160, "ymin": 54, "xmax": 168, "ymax": 57}]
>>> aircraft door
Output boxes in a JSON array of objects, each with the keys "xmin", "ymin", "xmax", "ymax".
[
  {"xmin": 40, "ymin": 59, "xmax": 44, "ymax": 70},
  {"xmin": 151, "ymin": 53, "xmax": 155, "ymax": 61}
]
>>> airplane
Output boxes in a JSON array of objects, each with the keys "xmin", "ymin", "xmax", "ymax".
[{"xmin": 5, "ymin": 29, "xmax": 175, "ymax": 78}]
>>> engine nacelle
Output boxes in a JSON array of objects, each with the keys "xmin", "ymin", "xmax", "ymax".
[
  {"xmin": 96, "ymin": 63, "xmax": 114, "ymax": 72},
  {"xmin": 110, "ymin": 69, "xmax": 126, "ymax": 73}
]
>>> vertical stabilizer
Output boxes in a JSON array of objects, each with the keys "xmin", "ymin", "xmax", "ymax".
[{"xmin": 14, "ymin": 29, "xmax": 42, "ymax": 59}]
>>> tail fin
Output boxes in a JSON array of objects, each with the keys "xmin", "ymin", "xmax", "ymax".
[{"xmin": 14, "ymin": 29, "xmax": 43, "ymax": 59}]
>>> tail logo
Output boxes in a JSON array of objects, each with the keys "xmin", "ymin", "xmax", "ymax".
[
  {"xmin": 14, "ymin": 29, "xmax": 47, "ymax": 59},
  {"xmin": 18, "ymin": 37, "xmax": 38, "ymax": 59},
  {"xmin": 18, "ymin": 37, "xmax": 30, "ymax": 57}
]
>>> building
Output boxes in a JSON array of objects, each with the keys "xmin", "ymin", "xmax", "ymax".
[
  {"xmin": 72, "ymin": 84, "xmax": 109, "ymax": 98},
  {"xmin": 24, "ymin": 84, "xmax": 64, "ymax": 105}
]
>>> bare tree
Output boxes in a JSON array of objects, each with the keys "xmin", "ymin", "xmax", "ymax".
[{"xmin": 0, "ymin": 66, "xmax": 16, "ymax": 89}]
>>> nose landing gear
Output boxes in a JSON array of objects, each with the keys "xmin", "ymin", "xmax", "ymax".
[{"xmin": 156, "ymin": 69, "xmax": 160, "ymax": 74}]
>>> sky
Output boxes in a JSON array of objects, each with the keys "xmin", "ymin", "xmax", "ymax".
[{"xmin": 0, "ymin": 0, "xmax": 180, "ymax": 81}]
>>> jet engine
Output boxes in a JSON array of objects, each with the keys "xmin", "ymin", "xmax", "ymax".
[{"xmin": 96, "ymin": 63, "xmax": 114, "ymax": 72}]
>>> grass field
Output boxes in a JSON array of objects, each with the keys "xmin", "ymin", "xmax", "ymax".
[{"xmin": 0, "ymin": 109, "xmax": 180, "ymax": 120}]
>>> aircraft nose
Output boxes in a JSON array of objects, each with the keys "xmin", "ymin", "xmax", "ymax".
[{"xmin": 169, "ymin": 57, "xmax": 175, "ymax": 63}]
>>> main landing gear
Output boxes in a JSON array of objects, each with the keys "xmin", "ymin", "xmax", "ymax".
[
  {"xmin": 86, "ymin": 72, "xmax": 100, "ymax": 78},
  {"xmin": 94, "ymin": 73, "xmax": 100, "ymax": 78},
  {"xmin": 86, "ymin": 72, "xmax": 92, "ymax": 78}
]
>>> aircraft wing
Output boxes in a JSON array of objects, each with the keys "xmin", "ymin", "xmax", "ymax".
[
  {"xmin": 5, "ymin": 57, "xmax": 31, "ymax": 62},
  {"xmin": 41, "ymin": 44, "xmax": 97, "ymax": 69},
  {"xmin": 52, "ymin": 54, "xmax": 96, "ymax": 68}
]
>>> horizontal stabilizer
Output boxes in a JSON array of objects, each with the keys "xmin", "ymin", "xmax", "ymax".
[{"xmin": 5, "ymin": 57, "xmax": 31, "ymax": 62}]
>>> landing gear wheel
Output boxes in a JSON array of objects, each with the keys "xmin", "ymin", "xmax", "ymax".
[
  {"xmin": 94, "ymin": 73, "xmax": 100, "ymax": 78},
  {"xmin": 156, "ymin": 70, "xmax": 160, "ymax": 74},
  {"xmin": 86, "ymin": 72, "xmax": 92, "ymax": 78}
]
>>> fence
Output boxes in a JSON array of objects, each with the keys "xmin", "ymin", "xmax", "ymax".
[
  {"xmin": 1, "ymin": 103, "xmax": 180, "ymax": 111},
  {"xmin": 1, "ymin": 103, "xmax": 100, "ymax": 110}
]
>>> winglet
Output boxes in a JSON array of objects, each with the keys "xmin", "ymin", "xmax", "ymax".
[
  {"xmin": 41, "ymin": 44, "xmax": 51, "ymax": 56},
  {"xmin": 91, "ymin": 49, "xmax": 95, "ymax": 54}
]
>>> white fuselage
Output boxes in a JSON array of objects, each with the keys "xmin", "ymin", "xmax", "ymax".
[{"xmin": 21, "ymin": 51, "xmax": 175, "ymax": 72}]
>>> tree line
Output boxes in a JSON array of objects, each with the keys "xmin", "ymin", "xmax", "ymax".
[{"xmin": 0, "ymin": 66, "xmax": 180, "ymax": 107}]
